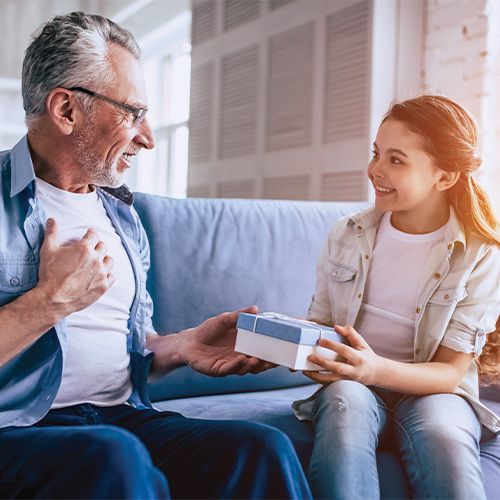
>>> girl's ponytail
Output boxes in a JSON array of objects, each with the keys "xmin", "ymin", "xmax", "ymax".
[{"xmin": 450, "ymin": 174, "xmax": 500, "ymax": 247}]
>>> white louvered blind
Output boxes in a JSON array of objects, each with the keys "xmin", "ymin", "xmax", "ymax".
[
  {"xmin": 264, "ymin": 175, "xmax": 310, "ymax": 200},
  {"xmin": 188, "ymin": 0, "xmax": 416, "ymax": 200},
  {"xmin": 223, "ymin": 0, "xmax": 261, "ymax": 32},
  {"xmin": 266, "ymin": 22, "xmax": 314, "ymax": 151},
  {"xmin": 189, "ymin": 62, "xmax": 215, "ymax": 164},
  {"xmin": 269, "ymin": 0, "xmax": 296, "ymax": 12},
  {"xmin": 217, "ymin": 179, "xmax": 255, "ymax": 198},
  {"xmin": 192, "ymin": 0, "xmax": 216, "ymax": 46},
  {"xmin": 321, "ymin": 171, "xmax": 366, "ymax": 201},
  {"xmin": 324, "ymin": 0, "xmax": 372, "ymax": 143},
  {"xmin": 187, "ymin": 184, "xmax": 212, "ymax": 198},
  {"xmin": 219, "ymin": 45, "xmax": 258, "ymax": 159}
]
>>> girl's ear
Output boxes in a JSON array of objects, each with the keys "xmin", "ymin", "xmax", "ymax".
[{"xmin": 436, "ymin": 170, "xmax": 460, "ymax": 192}]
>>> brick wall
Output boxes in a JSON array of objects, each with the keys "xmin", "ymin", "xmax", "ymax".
[{"xmin": 423, "ymin": 0, "xmax": 500, "ymax": 215}]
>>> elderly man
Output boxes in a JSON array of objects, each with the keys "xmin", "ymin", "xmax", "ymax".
[{"xmin": 0, "ymin": 11, "xmax": 311, "ymax": 499}]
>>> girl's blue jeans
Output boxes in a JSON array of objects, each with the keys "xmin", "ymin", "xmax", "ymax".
[{"xmin": 309, "ymin": 380, "xmax": 485, "ymax": 499}]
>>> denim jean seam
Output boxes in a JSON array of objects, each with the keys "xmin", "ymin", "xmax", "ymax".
[
  {"xmin": 390, "ymin": 394, "xmax": 411, "ymax": 413},
  {"xmin": 392, "ymin": 417, "xmax": 433, "ymax": 499}
]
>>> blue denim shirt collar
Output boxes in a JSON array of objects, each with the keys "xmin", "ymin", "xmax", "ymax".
[
  {"xmin": 9, "ymin": 135, "xmax": 36, "ymax": 198},
  {"xmin": 9, "ymin": 135, "xmax": 134, "ymax": 206}
]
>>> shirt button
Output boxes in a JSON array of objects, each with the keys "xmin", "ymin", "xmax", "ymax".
[
  {"xmin": 416, "ymin": 307, "xmax": 421, "ymax": 314},
  {"xmin": 357, "ymin": 225, "xmax": 362, "ymax": 230},
  {"xmin": 125, "ymin": 227, "xmax": 132, "ymax": 236},
  {"xmin": 415, "ymin": 348, "xmax": 420, "ymax": 355},
  {"xmin": 358, "ymin": 293, "xmax": 362, "ymax": 299},
  {"xmin": 434, "ymin": 272, "xmax": 441, "ymax": 279},
  {"xmin": 364, "ymin": 254, "xmax": 369, "ymax": 260},
  {"xmin": 443, "ymin": 293, "xmax": 450, "ymax": 300},
  {"xmin": 10, "ymin": 277, "xmax": 20, "ymax": 286}
]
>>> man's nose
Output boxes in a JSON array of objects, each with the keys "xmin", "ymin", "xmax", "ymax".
[{"xmin": 134, "ymin": 117, "xmax": 155, "ymax": 150}]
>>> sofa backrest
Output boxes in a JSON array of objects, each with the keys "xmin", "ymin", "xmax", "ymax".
[{"xmin": 133, "ymin": 194, "xmax": 371, "ymax": 401}]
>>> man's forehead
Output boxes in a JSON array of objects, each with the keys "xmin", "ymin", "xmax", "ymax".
[{"xmin": 106, "ymin": 43, "xmax": 147, "ymax": 108}]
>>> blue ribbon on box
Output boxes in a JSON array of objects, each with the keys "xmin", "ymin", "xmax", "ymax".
[{"xmin": 237, "ymin": 312, "xmax": 344, "ymax": 346}]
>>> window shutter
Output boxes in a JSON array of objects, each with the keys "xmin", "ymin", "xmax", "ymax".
[
  {"xmin": 223, "ymin": 0, "xmax": 261, "ymax": 32},
  {"xmin": 269, "ymin": 0, "xmax": 296, "ymax": 12},
  {"xmin": 321, "ymin": 171, "xmax": 366, "ymax": 201},
  {"xmin": 264, "ymin": 175, "xmax": 310, "ymax": 200},
  {"xmin": 189, "ymin": 62, "xmax": 215, "ymax": 164},
  {"xmin": 219, "ymin": 45, "xmax": 258, "ymax": 159},
  {"xmin": 192, "ymin": 0, "xmax": 216, "ymax": 45},
  {"xmin": 324, "ymin": 0, "xmax": 372, "ymax": 143},
  {"xmin": 266, "ymin": 22, "xmax": 314, "ymax": 151},
  {"xmin": 216, "ymin": 179, "xmax": 255, "ymax": 198}
]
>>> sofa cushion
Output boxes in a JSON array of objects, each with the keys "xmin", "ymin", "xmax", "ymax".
[{"xmin": 134, "ymin": 194, "xmax": 370, "ymax": 399}]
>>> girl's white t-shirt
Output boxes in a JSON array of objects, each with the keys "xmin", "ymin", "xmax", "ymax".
[
  {"xmin": 354, "ymin": 212, "xmax": 447, "ymax": 363},
  {"xmin": 35, "ymin": 177, "xmax": 135, "ymax": 408}
]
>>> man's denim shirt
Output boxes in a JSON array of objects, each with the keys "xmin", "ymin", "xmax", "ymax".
[{"xmin": 0, "ymin": 136, "xmax": 155, "ymax": 429}]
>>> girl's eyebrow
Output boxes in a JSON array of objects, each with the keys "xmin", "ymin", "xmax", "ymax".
[{"xmin": 373, "ymin": 142, "xmax": 409, "ymax": 158}]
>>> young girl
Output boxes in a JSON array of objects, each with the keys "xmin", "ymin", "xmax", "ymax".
[{"xmin": 294, "ymin": 95, "xmax": 500, "ymax": 499}]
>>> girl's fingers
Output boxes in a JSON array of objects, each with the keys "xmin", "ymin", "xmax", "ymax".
[
  {"xmin": 334, "ymin": 325, "xmax": 369, "ymax": 349},
  {"xmin": 317, "ymin": 337, "xmax": 359, "ymax": 363},
  {"xmin": 303, "ymin": 370, "xmax": 344, "ymax": 384},
  {"xmin": 308, "ymin": 354, "xmax": 355, "ymax": 377}
]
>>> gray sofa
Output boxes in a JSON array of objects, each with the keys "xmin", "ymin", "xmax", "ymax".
[{"xmin": 134, "ymin": 193, "xmax": 500, "ymax": 499}]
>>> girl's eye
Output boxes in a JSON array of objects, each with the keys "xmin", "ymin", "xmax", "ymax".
[
  {"xmin": 371, "ymin": 150, "xmax": 379, "ymax": 159},
  {"xmin": 391, "ymin": 156, "xmax": 403, "ymax": 164}
]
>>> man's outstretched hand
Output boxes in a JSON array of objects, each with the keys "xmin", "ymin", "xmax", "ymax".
[{"xmin": 149, "ymin": 306, "xmax": 275, "ymax": 377}]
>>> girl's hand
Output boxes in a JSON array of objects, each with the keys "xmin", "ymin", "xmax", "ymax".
[{"xmin": 303, "ymin": 325, "xmax": 384, "ymax": 386}]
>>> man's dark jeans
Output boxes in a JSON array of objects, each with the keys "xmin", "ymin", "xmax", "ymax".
[{"xmin": 0, "ymin": 404, "xmax": 312, "ymax": 499}]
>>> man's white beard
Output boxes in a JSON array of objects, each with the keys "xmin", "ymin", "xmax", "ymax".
[{"xmin": 74, "ymin": 119, "xmax": 123, "ymax": 188}]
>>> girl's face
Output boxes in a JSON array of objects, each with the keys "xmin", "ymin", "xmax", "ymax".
[{"xmin": 368, "ymin": 119, "xmax": 447, "ymax": 220}]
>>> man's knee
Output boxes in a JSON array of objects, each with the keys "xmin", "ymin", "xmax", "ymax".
[
  {"xmin": 224, "ymin": 421, "xmax": 295, "ymax": 461},
  {"xmin": 80, "ymin": 426, "xmax": 151, "ymax": 469}
]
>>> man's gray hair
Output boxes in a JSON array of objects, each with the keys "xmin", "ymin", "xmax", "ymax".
[{"xmin": 22, "ymin": 11, "xmax": 141, "ymax": 127}]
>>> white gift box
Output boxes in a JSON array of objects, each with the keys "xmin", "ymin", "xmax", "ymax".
[{"xmin": 235, "ymin": 312, "xmax": 346, "ymax": 370}]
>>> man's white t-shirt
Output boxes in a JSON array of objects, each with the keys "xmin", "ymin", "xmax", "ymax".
[
  {"xmin": 354, "ymin": 212, "xmax": 447, "ymax": 363},
  {"xmin": 35, "ymin": 177, "xmax": 135, "ymax": 408}
]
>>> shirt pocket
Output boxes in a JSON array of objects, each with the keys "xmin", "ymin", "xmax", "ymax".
[
  {"xmin": 424, "ymin": 284, "xmax": 468, "ymax": 341},
  {"xmin": 0, "ymin": 261, "xmax": 39, "ymax": 305},
  {"xmin": 428, "ymin": 285, "xmax": 468, "ymax": 306},
  {"xmin": 327, "ymin": 261, "xmax": 358, "ymax": 324}
]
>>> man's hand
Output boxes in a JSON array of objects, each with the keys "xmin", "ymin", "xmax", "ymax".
[
  {"xmin": 149, "ymin": 306, "xmax": 275, "ymax": 377},
  {"xmin": 303, "ymin": 325, "xmax": 383, "ymax": 386},
  {"xmin": 37, "ymin": 218, "xmax": 115, "ymax": 316}
]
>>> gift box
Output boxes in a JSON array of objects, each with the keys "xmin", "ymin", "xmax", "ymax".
[{"xmin": 235, "ymin": 312, "xmax": 346, "ymax": 370}]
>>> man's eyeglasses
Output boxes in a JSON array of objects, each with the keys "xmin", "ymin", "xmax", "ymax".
[{"xmin": 68, "ymin": 87, "xmax": 148, "ymax": 127}]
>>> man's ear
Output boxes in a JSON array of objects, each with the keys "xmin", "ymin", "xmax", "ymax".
[
  {"xmin": 45, "ymin": 88, "xmax": 80, "ymax": 135},
  {"xmin": 436, "ymin": 169, "xmax": 460, "ymax": 192}
]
